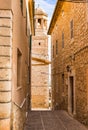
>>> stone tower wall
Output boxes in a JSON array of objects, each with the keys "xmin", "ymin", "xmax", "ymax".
[
  {"xmin": 31, "ymin": 8, "xmax": 49, "ymax": 108},
  {"xmin": 32, "ymin": 36, "xmax": 49, "ymax": 108}
]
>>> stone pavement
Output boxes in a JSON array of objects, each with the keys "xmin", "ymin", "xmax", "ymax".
[{"xmin": 24, "ymin": 110, "xmax": 88, "ymax": 130}]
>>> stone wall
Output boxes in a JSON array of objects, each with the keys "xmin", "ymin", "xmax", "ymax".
[
  {"xmin": 50, "ymin": 2, "xmax": 88, "ymax": 125},
  {"xmin": 0, "ymin": 10, "xmax": 12, "ymax": 130},
  {"xmin": 32, "ymin": 36, "xmax": 49, "ymax": 109}
]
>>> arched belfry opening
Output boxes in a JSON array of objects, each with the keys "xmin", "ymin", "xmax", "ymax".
[{"xmin": 34, "ymin": 7, "xmax": 48, "ymax": 35}]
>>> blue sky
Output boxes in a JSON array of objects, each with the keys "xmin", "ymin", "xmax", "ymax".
[{"xmin": 35, "ymin": 0, "xmax": 57, "ymax": 25}]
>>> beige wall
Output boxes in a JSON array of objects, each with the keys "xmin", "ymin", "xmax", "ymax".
[
  {"xmin": 0, "ymin": 0, "xmax": 12, "ymax": 9},
  {"xmin": 49, "ymin": 2, "xmax": 88, "ymax": 125},
  {"xmin": 12, "ymin": 1, "xmax": 29, "ymax": 130},
  {"xmin": 0, "ymin": 0, "xmax": 34, "ymax": 130}
]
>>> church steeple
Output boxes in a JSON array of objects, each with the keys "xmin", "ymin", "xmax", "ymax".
[{"xmin": 34, "ymin": 7, "xmax": 48, "ymax": 35}]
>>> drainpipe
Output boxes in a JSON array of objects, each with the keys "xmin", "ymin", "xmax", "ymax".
[{"xmin": 28, "ymin": 34, "xmax": 32, "ymax": 110}]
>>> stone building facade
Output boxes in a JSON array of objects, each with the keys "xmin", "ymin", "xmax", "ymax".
[
  {"xmin": 0, "ymin": 0, "xmax": 34, "ymax": 130},
  {"xmin": 32, "ymin": 7, "xmax": 49, "ymax": 109},
  {"xmin": 48, "ymin": 1, "xmax": 88, "ymax": 125}
]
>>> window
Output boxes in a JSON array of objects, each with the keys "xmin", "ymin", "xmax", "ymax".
[
  {"xmin": 17, "ymin": 49, "xmax": 22, "ymax": 87},
  {"xmin": 53, "ymin": 45, "xmax": 54, "ymax": 58},
  {"xmin": 56, "ymin": 40, "xmax": 58, "ymax": 55},
  {"xmin": 86, "ymin": 1, "xmax": 88, "ymax": 22},
  {"xmin": 39, "ymin": 42, "xmax": 41, "ymax": 45},
  {"xmin": 38, "ymin": 19, "xmax": 41, "ymax": 26},
  {"xmin": 56, "ymin": 76, "xmax": 59, "ymax": 93},
  {"xmin": 44, "ymin": 20, "xmax": 47, "ymax": 29},
  {"xmin": 62, "ymin": 74, "xmax": 64, "ymax": 92},
  {"xmin": 62, "ymin": 32, "xmax": 64, "ymax": 48},
  {"xmin": 27, "ymin": 66, "xmax": 30, "ymax": 84},
  {"xmin": 70, "ymin": 20, "xmax": 74, "ymax": 39},
  {"xmin": 20, "ymin": 0, "xmax": 23, "ymax": 12}
]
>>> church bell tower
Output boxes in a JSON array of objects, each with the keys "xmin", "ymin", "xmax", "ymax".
[{"xmin": 31, "ymin": 6, "xmax": 50, "ymax": 109}]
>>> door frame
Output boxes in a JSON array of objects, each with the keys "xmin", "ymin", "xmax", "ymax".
[{"xmin": 68, "ymin": 70, "xmax": 76, "ymax": 117}]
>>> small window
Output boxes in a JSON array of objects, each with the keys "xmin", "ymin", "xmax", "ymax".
[
  {"xmin": 44, "ymin": 20, "xmax": 47, "ymax": 29},
  {"xmin": 53, "ymin": 45, "xmax": 54, "ymax": 58},
  {"xmin": 70, "ymin": 19, "xmax": 74, "ymax": 39},
  {"xmin": 17, "ymin": 49, "xmax": 22, "ymax": 87},
  {"xmin": 56, "ymin": 76, "xmax": 59, "ymax": 93},
  {"xmin": 56, "ymin": 40, "xmax": 58, "ymax": 55},
  {"xmin": 38, "ymin": 19, "xmax": 41, "ymax": 26},
  {"xmin": 39, "ymin": 42, "xmax": 41, "ymax": 45},
  {"xmin": 86, "ymin": 1, "xmax": 88, "ymax": 22},
  {"xmin": 62, "ymin": 32, "xmax": 64, "ymax": 48},
  {"xmin": 62, "ymin": 74, "xmax": 64, "ymax": 92}
]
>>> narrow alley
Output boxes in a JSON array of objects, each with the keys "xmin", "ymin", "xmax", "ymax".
[
  {"xmin": 1, "ymin": 0, "xmax": 88, "ymax": 130},
  {"xmin": 24, "ymin": 110, "xmax": 88, "ymax": 130}
]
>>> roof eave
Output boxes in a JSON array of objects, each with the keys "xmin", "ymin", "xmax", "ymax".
[
  {"xmin": 28, "ymin": 0, "xmax": 35, "ymax": 36},
  {"xmin": 48, "ymin": 0, "xmax": 64, "ymax": 35}
]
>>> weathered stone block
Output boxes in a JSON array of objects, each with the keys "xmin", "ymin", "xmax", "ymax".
[
  {"xmin": 0, "ymin": 57, "xmax": 11, "ymax": 68},
  {"xmin": 0, "ymin": 10, "xmax": 12, "ymax": 19},
  {"xmin": 0, "ymin": 46, "xmax": 12, "ymax": 56},
  {"xmin": 0, "ymin": 36, "xmax": 12, "ymax": 46},
  {"xmin": 0, "ymin": 27, "xmax": 12, "ymax": 37},
  {"xmin": 0, "ymin": 81, "xmax": 11, "ymax": 91},
  {"xmin": 0, "ymin": 118, "xmax": 10, "ymax": 130},
  {"xmin": 0, "ymin": 18, "xmax": 12, "ymax": 28},
  {"xmin": 0, "ymin": 92, "xmax": 11, "ymax": 102},
  {"xmin": 0, "ymin": 69, "xmax": 11, "ymax": 80},
  {"xmin": 0, "ymin": 103, "xmax": 11, "ymax": 118}
]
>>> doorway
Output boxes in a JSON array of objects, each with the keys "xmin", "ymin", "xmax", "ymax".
[
  {"xmin": 70, "ymin": 76, "xmax": 74, "ymax": 114},
  {"xmin": 68, "ymin": 76, "xmax": 76, "ymax": 116}
]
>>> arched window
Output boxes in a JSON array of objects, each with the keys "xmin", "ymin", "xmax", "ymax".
[{"xmin": 38, "ymin": 19, "xmax": 41, "ymax": 26}]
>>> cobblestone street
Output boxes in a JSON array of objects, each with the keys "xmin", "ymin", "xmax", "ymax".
[{"xmin": 24, "ymin": 110, "xmax": 88, "ymax": 130}]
